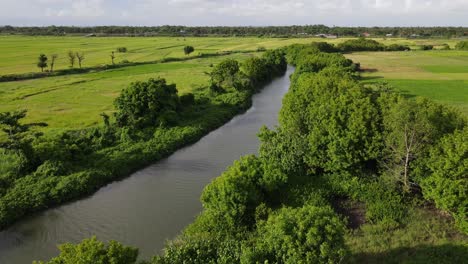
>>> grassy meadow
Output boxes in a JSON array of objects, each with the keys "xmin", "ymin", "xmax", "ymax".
[
  {"xmin": 0, "ymin": 36, "xmax": 461, "ymax": 75},
  {"xmin": 346, "ymin": 50, "xmax": 468, "ymax": 115},
  {"xmin": 0, "ymin": 36, "xmax": 467, "ymax": 134}
]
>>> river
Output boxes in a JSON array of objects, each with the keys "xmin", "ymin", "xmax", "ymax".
[{"xmin": 0, "ymin": 66, "xmax": 293, "ymax": 263}]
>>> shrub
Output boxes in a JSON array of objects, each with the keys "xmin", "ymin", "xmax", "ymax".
[
  {"xmin": 455, "ymin": 40, "xmax": 468, "ymax": 50},
  {"xmin": 337, "ymin": 38, "xmax": 385, "ymax": 52},
  {"xmin": 201, "ymin": 155, "xmax": 265, "ymax": 230},
  {"xmin": 385, "ymin": 44, "xmax": 411, "ymax": 51},
  {"xmin": 420, "ymin": 45, "xmax": 434, "ymax": 50},
  {"xmin": 243, "ymin": 205, "xmax": 347, "ymax": 264},
  {"xmin": 33, "ymin": 236, "xmax": 138, "ymax": 264},
  {"xmin": 153, "ymin": 233, "xmax": 241, "ymax": 264},
  {"xmin": 362, "ymin": 181, "xmax": 407, "ymax": 225},
  {"xmin": 116, "ymin": 47, "xmax": 127, "ymax": 53}
]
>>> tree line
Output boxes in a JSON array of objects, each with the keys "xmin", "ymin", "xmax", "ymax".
[
  {"xmin": 1, "ymin": 25, "xmax": 468, "ymax": 37},
  {"xmin": 32, "ymin": 42, "xmax": 467, "ymax": 263}
]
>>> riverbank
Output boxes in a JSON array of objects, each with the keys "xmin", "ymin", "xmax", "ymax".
[
  {"xmin": 0, "ymin": 50, "xmax": 288, "ymax": 230},
  {"xmin": 0, "ymin": 66, "xmax": 293, "ymax": 263}
]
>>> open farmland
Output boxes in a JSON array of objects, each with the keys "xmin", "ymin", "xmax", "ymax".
[
  {"xmin": 0, "ymin": 36, "xmax": 462, "ymax": 75},
  {"xmin": 346, "ymin": 50, "xmax": 468, "ymax": 115}
]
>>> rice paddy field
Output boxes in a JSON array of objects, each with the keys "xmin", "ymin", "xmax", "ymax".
[{"xmin": 0, "ymin": 36, "xmax": 466, "ymax": 134}]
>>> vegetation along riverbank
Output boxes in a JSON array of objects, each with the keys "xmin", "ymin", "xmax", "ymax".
[{"xmin": 32, "ymin": 39, "xmax": 467, "ymax": 263}]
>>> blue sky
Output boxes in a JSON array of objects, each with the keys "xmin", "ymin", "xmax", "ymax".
[{"xmin": 1, "ymin": 0, "xmax": 467, "ymax": 26}]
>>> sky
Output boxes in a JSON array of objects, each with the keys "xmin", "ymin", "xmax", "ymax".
[{"xmin": 1, "ymin": 0, "xmax": 468, "ymax": 27}]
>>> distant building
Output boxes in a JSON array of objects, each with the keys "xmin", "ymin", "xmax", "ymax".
[
  {"xmin": 386, "ymin": 33, "xmax": 393, "ymax": 37},
  {"xmin": 362, "ymin": 32, "xmax": 371, "ymax": 37},
  {"xmin": 85, "ymin": 33, "xmax": 96, "ymax": 37},
  {"xmin": 409, "ymin": 34, "xmax": 420, "ymax": 38},
  {"xmin": 326, "ymin": 35, "xmax": 338, "ymax": 39}
]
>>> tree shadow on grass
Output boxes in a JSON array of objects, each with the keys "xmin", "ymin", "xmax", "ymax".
[
  {"xmin": 359, "ymin": 76, "xmax": 384, "ymax": 81},
  {"xmin": 397, "ymin": 90, "xmax": 417, "ymax": 99},
  {"xmin": 347, "ymin": 244, "xmax": 468, "ymax": 264}
]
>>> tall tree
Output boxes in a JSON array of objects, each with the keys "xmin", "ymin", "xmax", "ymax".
[
  {"xmin": 67, "ymin": 50, "xmax": 76, "ymax": 68},
  {"xmin": 49, "ymin": 54, "xmax": 58, "ymax": 72},
  {"xmin": 76, "ymin": 52, "xmax": 85, "ymax": 68},
  {"xmin": 37, "ymin": 54, "xmax": 48, "ymax": 72},
  {"xmin": 110, "ymin": 51, "xmax": 116, "ymax": 65}
]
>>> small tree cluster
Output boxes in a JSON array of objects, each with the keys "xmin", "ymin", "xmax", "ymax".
[{"xmin": 183, "ymin": 45, "xmax": 194, "ymax": 55}]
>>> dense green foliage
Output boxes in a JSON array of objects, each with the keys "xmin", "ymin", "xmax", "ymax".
[
  {"xmin": 33, "ymin": 237, "xmax": 139, "ymax": 264},
  {"xmin": 455, "ymin": 40, "xmax": 468, "ymax": 50},
  {"xmin": 23, "ymin": 42, "xmax": 468, "ymax": 263},
  {"xmin": 146, "ymin": 43, "xmax": 467, "ymax": 263},
  {"xmin": 421, "ymin": 128, "xmax": 467, "ymax": 232},
  {"xmin": 184, "ymin": 45, "xmax": 195, "ymax": 55},
  {"xmin": 338, "ymin": 38, "xmax": 385, "ymax": 52},
  {"xmin": 114, "ymin": 78, "xmax": 180, "ymax": 128},
  {"xmin": 245, "ymin": 205, "xmax": 347, "ymax": 264},
  {"xmin": 0, "ymin": 50, "xmax": 287, "ymax": 230}
]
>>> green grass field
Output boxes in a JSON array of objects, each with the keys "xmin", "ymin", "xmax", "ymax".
[
  {"xmin": 0, "ymin": 36, "xmax": 461, "ymax": 75},
  {"xmin": 0, "ymin": 52, "xmax": 257, "ymax": 133},
  {"xmin": 0, "ymin": 36, "xmax": 466, "ymax": 134},
  {"xmin": 346, "ymin": 50, "xmax": 468, "ymax": 115}
]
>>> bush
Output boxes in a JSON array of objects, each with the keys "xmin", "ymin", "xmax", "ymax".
[
  {"xmin": 243, "ymin": 205, "xmax": 347, "ymax": 263},
  {"xmin": 337, "ymin": 38, "xmax": 385, "ymax": 52},
  {"xmin": 455, "ymin": 40, "xmax": 468, "ymax": 50},
  {"xmin": 420, "ymin": 45, "xmax": 434, "ymax": 50},
  {"xmin": 385, "ymin": 44, "xmax": 411, "ymax": 51},
  {"xmin": 153, "ymin": 233, "xmax": 241, "ymax": 264},
  {"xmin": 201, "ymin": 155, "xmax": 265, "ymax": 230},
  {"xmin": 362, "ymin": 181, "xmax": 407, "ymax": 225},
  {"xmin": 33, "ymin": 236, "xmax": 138, "ymax": 264},
  {"xmin": 116, "ymin": 47, "xmax": 127, "ymax": 53}
]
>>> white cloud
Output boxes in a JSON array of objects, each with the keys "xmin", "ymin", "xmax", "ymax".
[{"xmin": 0, "ymin": 0, "xmax": 467, "ymax": 26}]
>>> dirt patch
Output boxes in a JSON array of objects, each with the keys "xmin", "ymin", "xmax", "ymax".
[{"xmin": 332, "ymin": 198, "xmax": 366, "ymax": 229}]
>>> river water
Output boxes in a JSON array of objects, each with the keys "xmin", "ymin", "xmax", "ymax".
[{"xmin": 0, "ymin": 66, "xmax": 293, "ymax": 263}]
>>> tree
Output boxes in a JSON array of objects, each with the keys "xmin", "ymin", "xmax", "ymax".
[
  {"xmin": 110, "ymin": 51, "xmax": 116, "ymax": 65},
  {"xmin": 209, "ymin": 59, "xmax": 240, "ymax": 88},
  {"xmin": 76, "ymin": 52, "xmax": 85, "ymax": 68},
  {"xmin": 183, "ymin": 45, "xmax": 194, "ymax": 55},
  {"xmin": 379, "ymin": 95, "xmax": 465, "ymax": 192},
  {"xmin": 421, "ymin": 128, "xmax": 468, "ymax": 233},
  {"xmin": 50, "ymin": 54, "xmax": 58, "ymax": 72},
  {"xmin": 0, "ymin": 110, "xmax": 47, "ymax": 172},
  {"xmin": 37, "ymin": 54, "xmax": 48, "ymax": 72},
  {"xmin": 279, "ymin": 69, "xmax": 381, "ymax": 175},
  {"xmin": 33, "ymin": 236, "xmax": 139, "ymax": 264},
  {"xmin": 201, "ymin": 155, "xmax": 265, "ymax": 230},
  {"xmin": 68, "ymin": 51, "xmax": 76, "ymax": 68},
  {"xmin": 114, "ymin": 78, "xmax": 180, "ymax": 128}
]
